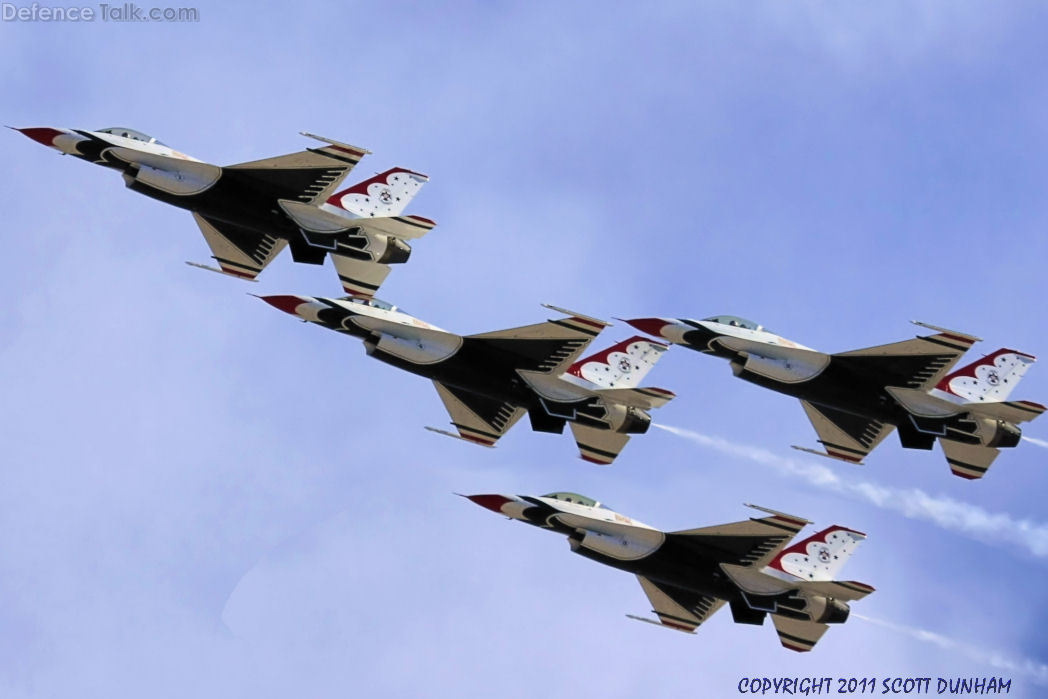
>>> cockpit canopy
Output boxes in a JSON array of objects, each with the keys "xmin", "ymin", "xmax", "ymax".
[
  {"xmin": 542, "ymin": 492, "xmax": 603, "ymax": 508},
  {"xmin": 345, "ymin": 296, "xmax": 401, "ymax": 313},
  {"xmin": 95, "ymin": 127, "xmax": 166, "ymax": 145},
  {"xmin": 702, "ymin": 315, "xmax": 765, "ymax": 332}
]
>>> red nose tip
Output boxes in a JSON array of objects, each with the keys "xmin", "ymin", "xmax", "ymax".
[
  {"xmin": 15, "ymin": 127, "xmax": 64, "ymax": 147},
  {"xmin": 260, "ymin": 295, "xmax": 306, "ymax": 315},
  {"xmin": 466, "ymin": 494, "xmax": 513, "ymax": 514},
  {"xmin": 623, "ymin": 317, "xmax": 671, "ymax": 338}
]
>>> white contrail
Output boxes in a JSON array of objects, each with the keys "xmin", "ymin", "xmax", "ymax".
[
  {"xmin": 653, "ymin": 424, "xmax": 1048, "ymax": 557},
  {"xmin": 854, "ymin": 614, "xmax": 1048, "ymax": 686},
  {"xmin": 1022, "ymin": 435, "xmax": 1048, "ymax": 449}
]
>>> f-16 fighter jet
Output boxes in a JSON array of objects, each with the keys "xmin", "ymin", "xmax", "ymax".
[
  {"xmin": 14, "ymin": 126, "xmax": 434, "ymax": 297},
  {"xmin": 261, "ymin": 295, "xmax": 675, "ymax": 463},
  {"xmin": 624, "ymin": 316, "xmax": 1044, "ymax": 479},
  {"xmin": 464, "ymin": 493, "xmax": 872, "ymax": 652}
]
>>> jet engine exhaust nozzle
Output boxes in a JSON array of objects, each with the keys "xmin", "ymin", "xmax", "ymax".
[
  {"xmin": 810, "ymin": 596, "xmax": 850, "ymax": 625},
  {"xmin": 617, "ymin": 406, "xmax": 652, "ymax": 435},
  {"xmin": 376, "ymin": 237, "xmax": 411, "ymax": 265}
]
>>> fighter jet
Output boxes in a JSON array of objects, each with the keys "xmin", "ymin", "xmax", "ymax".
[
  {"xmin": 624, "ymin": 316, "xmax": 1044, "ymax": 479},
  {"xmin": 14, "ymin": 125, "xmax": 434, "ymax": 297},
  {"xmin": 464, "ymin": 493, "xmax": 872, "ymax": 652},
  {"xmin": 261, "ymin": 295, "xmax": 675, "ymax": 463}
]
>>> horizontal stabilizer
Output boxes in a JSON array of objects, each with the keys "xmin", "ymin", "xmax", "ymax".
[
  {"xmin": 721, "ymin": 565, "xmax": 875, "ymax": 602},
  {"xmin": 978, "ymin": 400, "xmax": 1048, "ymax": 424},
  {"xmin": 592, "ymin": 386, "xmax": 676, "ymax": 410},
  {"xmin": 720, "ymin": 563, "xmax": 795, "ymax": 596},
  {"xmin": 772, "ymin": 614, "xmax": 829, "ymax": 653},
  {"xmin": 797, "ymin": 579, "xmax": 875, "ymax": 602},
  {"xmin": 890, "ymin": 388, "xmax": 1048, "ymax": 423},
  {"xmin": 885, "ymin": 386, "xmax": 964, "ymax": 418},
  {"xmin": 330, "ymin": 253, "xmax": 391, "ymax": 299},
  {"xmin": 940, "ymin": 439, "xmax": 999, "ymax": 480},
  {"xmin": 280, "ymin": 199, "xmax": 357, "ymax": 234},
  {"xmin": 570, "ymin": 423, "xmax": 630, "ymax": 465},
  {"xmin": 280, "ymin": 199, "xmax": 437, "ymax": 240},
  {"xmin": 354, "ymin": 213, "xmax": 436, "ymax": 241}
]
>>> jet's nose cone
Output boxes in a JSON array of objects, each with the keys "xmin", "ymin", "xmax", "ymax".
[
  {"xmin": 14, "ymin": 126, "xmax": 65, "ymax": 147},
  {"xmin": 622, "ymin": 317, "xmax": 673, "ymax": 338},
  {"xmin": 465, "ymin": 494, "xmax": 513, "ymax": 514},
  {"xmin": 260, "ymin": 294, "xmax": 307, "ymax": 315}
]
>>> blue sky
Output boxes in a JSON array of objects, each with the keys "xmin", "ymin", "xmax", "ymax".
[{"xmin": 2, "ymin": 1, "xmax": 1047, "ymax": 696}]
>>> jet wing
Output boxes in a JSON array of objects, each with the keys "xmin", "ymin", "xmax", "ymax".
[
  {"xmin": 833, "ymin": 325, "xmax": 980, "ymax": 392},
  {"xmin": 225, "ymin": 133, "xmax": 369, "ymax": 205},
  {"xmin": 429, "ymin": 381, "xmax": 526, "ymax": 447},
  {"xmin": 668, "ymin": 508, "xmax": 809, "ymax": 569},
  {"xmin": 569, "ymin": 423, "xmax": 631, "ymax": 465},
  {"xmin": 632, "ymin": 576, "xmax": 726, "ymax": 633},
  {"xmin": 191, "ymin": 212, "xmax": 288, "ymax": 280},
  {"xmin": 466, "ymin": 307, "xmax": 611, "ymax": 377},
  {"xmin": 771, "ymin": 615, "xmax": 830, "ymax": 653},
  {"xmin": 795, "ymin": 400, "xmax": 895, "ymax": 464}
]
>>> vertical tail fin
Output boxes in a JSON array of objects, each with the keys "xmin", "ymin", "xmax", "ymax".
[
  {"xmin": 765, "ymin": 525, "xmax": 866, "ymax": 581},
  {"xmin": 326, "ymin": 167, "xmax": 429, "ymax": 218},
  {"xmin": 935, "ymin": 348, "xmax": 1036, "ymax": 403},
  {"xmin": 566, "ymin": 335, "xmax": 669, "ymax": 389}
]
